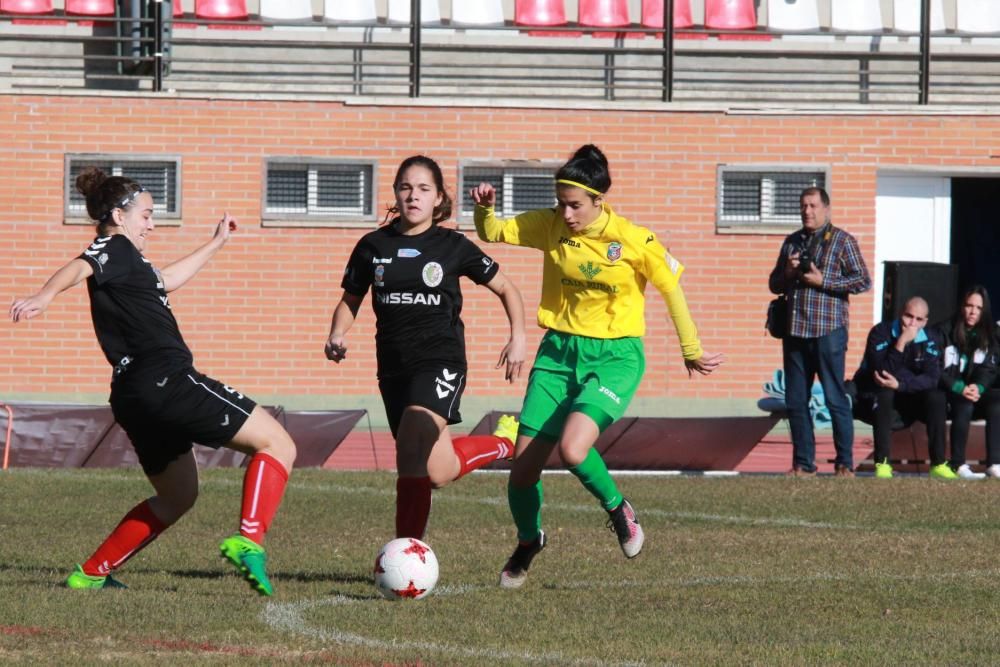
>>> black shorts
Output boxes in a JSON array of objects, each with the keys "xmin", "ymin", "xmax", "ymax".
[
  {"xmin": 378, "ymin": 364, "xmax": 467, "ymax": 438},
  {"xmin": 111, "ymin": 367, "xmax": 257, "ymax": 476}
]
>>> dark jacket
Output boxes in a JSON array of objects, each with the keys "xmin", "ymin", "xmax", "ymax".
[
  {"xmin": 853, "ymin": 319, "xmax": 943, "ymax": 395},
  {"xmin": 937, "ymin": 323, "xmax": 999, "ymax": 394}
]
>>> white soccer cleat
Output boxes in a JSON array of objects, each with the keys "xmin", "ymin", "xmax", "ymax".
[{"xmin": 957, "ymin": 464, "xmax": 986, "ymax": 480}]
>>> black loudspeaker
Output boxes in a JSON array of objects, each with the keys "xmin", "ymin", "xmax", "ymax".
[{"xmin": 882, "ymin": 261, "xmax": 959, "ymax": 328}]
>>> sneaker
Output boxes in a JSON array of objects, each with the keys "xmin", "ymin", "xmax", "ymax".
[
  {"xmin": 874, "ymin": 459, "xmax": 893, "ymax": 479},
  {"xmin": 786, "ymin": 467, "xmax": 817, "ymax": 478},
  {"xmin": 929, "ymin": 463, "xmax": 959, "ymax": 480},
  {"xmin": 607, "ymin": 498, "xmax": 644, "ymax": 559},
  {"xmin": 834, "ymin": 465, "xmax": 855, "ymax": 478},
  {"xmin": 65, "ymin": 564, "xmax": 127, "ymax": 590},
  {"xmin": 986, "ymin": 464, "xmax": 1000, "ymax": 478},
  {"xmin": 493, "ymin": 414, "xmax": 519, "ymax": 457},
  {"xmin": 219, "ymin": 534, "xmax": 273, "ymax": 596},
  {"xmin": 956, "ymin": 464, "xmax": 986, "ymax": 480},
  {"xmin": 499, "ymin": 530, "xmax": 546, "ymax": 589}
]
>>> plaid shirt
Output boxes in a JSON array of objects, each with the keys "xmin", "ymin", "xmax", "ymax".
[{"xmin": 768, "ymin": 224, "xmax": 871, "ymax": 339}]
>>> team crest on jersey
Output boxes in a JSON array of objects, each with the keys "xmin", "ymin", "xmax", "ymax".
[
  {"xmin": 397, "ymin": 248, "xmax": 420, "ymax": 258},
  {"xmin": 422, "ymin": 262, "xmax": 443, "ymax": 287},
  {"xmin": 579, "ymin": 261, "xmax": 602, "ymax": 280},
  {"xmin": 374, "ymin": 264, "xmax": 386, "ymax": 287},
  {"xmin": 607, "ymin": 242, "xmax": 622, "ymax": 262},
  {"xmin": 98, "ymin": 253, "xmax": 109, "ymax": 265}
]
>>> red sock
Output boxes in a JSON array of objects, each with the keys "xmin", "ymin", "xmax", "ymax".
[
  {"xmin": 396, "ymin": 476, "xmax": 432, "ymax": 539},
  {"xmin": 81, "ymin": 499, "xmax": 167, "ymax": 576},
  {"xmin": 239, "ymin": 452, "xmax": 289, "ymax": 545},
  {"xmin": 451, "ymin": 435, "xmax": 513, "ymax": 479}
]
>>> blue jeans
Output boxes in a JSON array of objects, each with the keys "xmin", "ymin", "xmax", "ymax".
[{"xmin": 782, "ymin": 327, "xmax": 854, "ymax": 471}]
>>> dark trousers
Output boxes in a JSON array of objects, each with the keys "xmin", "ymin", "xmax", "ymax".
[
  {"xmin": 871, "ymin": 388, "xmax": 947, "ymax": 466},
  {"xmin": 782, "ymin": 327, "xmax": 855, "ymax": 472},
  {"xmin": 948, "ymin": 388, "xmax": 1000, "ymax": 468}
]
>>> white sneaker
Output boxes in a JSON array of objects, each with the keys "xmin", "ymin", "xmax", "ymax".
[
  {"xmin": 957, "ymin": 464, "xmax": 987, "ymax": 480},
  {"xmin": 986, "ymin": 464, "xmax": 1000, "ymax": 478}
]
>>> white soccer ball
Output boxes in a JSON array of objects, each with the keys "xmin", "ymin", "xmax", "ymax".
[{"xmin": 373, "ymin": 537, "xmax": 439, "ymax": 600}]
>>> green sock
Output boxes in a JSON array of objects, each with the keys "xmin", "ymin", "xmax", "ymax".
[
  {"xmin": 508, "ymin": 480, "xmax": 543, "ymax": 543},
  {"xmin": 569, "ymin": 448, "xmax": 622, "ymax": 512}
]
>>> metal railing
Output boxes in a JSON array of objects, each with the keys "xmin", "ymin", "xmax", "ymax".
[{"xmin": 0, "ymin": 0, "xmax": 994, "ymax": 105}]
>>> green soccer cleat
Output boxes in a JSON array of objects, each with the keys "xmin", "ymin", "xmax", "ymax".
[
  {"xmin": 929, "ymin": 463, "xmax": 959, "ymax": 480},
  {"xmin": 493, "ymin": 414, "xmax": 520, "ymax": 455},
  {"xmin": 219, "ymin": 534, "xmax": 274, "ymax": 596},
  {"xmin": 65, "ymin": 564, "xmax": 128, "ymax": 590},
  {"xmin": 874, "ymin": 459, "xmax": 893, "ymax": 479}
]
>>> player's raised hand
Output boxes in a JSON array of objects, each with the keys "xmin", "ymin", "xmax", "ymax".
[
  {"xmin": 10, "ymin": 293, "xmax": 51, "ymax": 322},
  {"xmin": 214, "ymin": 212, "xmax": 237, "ymax": 243},
  {"xmin": 469, "ymin": 182, "xmax": 496, "ymax": 208}
]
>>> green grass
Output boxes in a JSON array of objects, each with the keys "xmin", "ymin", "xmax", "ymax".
[{"xmin": 2, "ymin": 468, "xmax": 1000, "ymax": 665}]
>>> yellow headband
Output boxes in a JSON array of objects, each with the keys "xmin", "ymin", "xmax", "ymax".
[{"xmin": 556, "ymin": 179, "xmax": 603, "ymax": 197}]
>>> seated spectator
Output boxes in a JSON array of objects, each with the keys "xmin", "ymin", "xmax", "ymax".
[
  {"xmin": 937, "ymin": 285, "xmax": 1000, "ymax": 479},
  {"xmin": 852, "ymin": 296, "xmax": 953, "ymax": 479}
]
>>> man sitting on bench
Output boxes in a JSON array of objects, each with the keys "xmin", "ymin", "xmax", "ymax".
[{"xmin": 851, "ymin": 296, "xmax": 953, "ymax": 479}]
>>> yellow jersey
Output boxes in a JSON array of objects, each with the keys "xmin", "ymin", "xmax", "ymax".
[{"xmin": 474, "ymin": 203, "xmax": 703, "ymax": 360}]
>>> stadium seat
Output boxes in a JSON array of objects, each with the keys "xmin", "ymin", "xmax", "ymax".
[
  {"xmin": 195, "ymin": 0, "xmax": 259, "ymax": 29},
  {"xmin": 515, "ymin": 0, "xmax": 566, "ymax": 27},
  {"xmin": 325, "ymin": 0, "xmax": 376, "ymax": 22},
  {"xmin": 704, "ymin": 0, "xmax": 770, "ymax": 40},
  {"xmin": 767, "ymin": 0, "xmax": 820, "ymax": 31},
  {"xmin": 65, "ymin": 0, "xmax": 114, "ymax": 16},
  {"xmin": 893, "ymin": 0, "xmax": 946, "ymax": 33},
  {"xmin": 261, "ymin": 0, "xmax": 312, "ymax": 21},
  {"xmin": 831, "ymin": 0, "xmax": 884, "ymax": 33},
  {"xmin": 579, "ymin": 0, "xmax": 629, "ymax": 38},
  {"xmin": 387, "ymin": 0, "xmax": 440, "ymax": 24},
  {"xmin": 1, "ymin": 0, "xmax": 52, "ymax": 13},
  {"xmin": 956, "ymin": 0, "xmax": 1000, "ymax": 34},
  {"xmin": 641, "ymin": 0, "xmax": 705, "ymax": 39},
  {"xmin": 451, "ymin": 0, "xmax": 504, "ymax": 26}
]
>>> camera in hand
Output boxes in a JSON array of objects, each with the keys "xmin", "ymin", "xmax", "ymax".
[{"xmin": 798, "ymin": 250, "xmax": 813, "ymax": 273}]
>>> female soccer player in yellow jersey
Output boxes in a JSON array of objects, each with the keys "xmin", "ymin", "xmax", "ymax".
[{"xmin": 470, "ymin": 144, "xmax": 724, "ymax": 588}]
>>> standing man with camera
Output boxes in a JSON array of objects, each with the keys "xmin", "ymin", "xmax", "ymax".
[{"xmin": 768, "ymin": 187, "xmax": 871, "ymax": 476}]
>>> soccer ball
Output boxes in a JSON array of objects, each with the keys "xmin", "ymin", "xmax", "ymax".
[{"xmin": 373, "ymin": 537, "xmax": 439, "ymax": 600}]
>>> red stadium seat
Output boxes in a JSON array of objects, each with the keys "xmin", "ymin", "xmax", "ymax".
[
  {"xmin": 0, "ymin": 0, "xmax": 61, "ymax": 24},
  {"xmin": 641, "ymin": 0, "xmax": 706, "ymax": 39},
  {"xmin": 65, "ymin": 0, "xmax": 114, "ymax": 15},
  {"xmin": 579, "ymin": 0, "xmax": 629, "ymax": 38},
  {"xmin": 515, "ymin": 0, "xmax": 580, "ymax": 36},
  {"xmin": 195, "ymin": 0, "xmax": 259, "ymax": 29},
  {"xmin": 704, "ymin": 0, "xmax": 770, "ymax": 40}
]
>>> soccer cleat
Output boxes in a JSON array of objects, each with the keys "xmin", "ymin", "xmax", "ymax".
[
  {"xmin": 499, "ymin": 530, "xmax": 546, "ymax": 589},
  {"xmin": 956, "ymin": 464, "xmax": 986, "ymax": 480},
  {"xmin": 874, "ymin": 459, "xmax": 893, "ymax": 479},
  {"xmin": 929, "ymin": 463, "xmax": 959, "ymax": 480},
  {"xmin": 986, "ymin": 464, "xmax": 1000, "ymax": 479},
  {"xmin": 607, "ymin": 498, "xmax": 644, "ymax": 559},
  {"xmin": 493, "ymin": 414, "xmax": 520, "ymax": 457},
  {"xmin": 219, "ymin": 534, "xmax": 273, "ymax": 596},
  {"xmin": 65, "ymin": 564, "xmax": 128, "ymax": 590}
]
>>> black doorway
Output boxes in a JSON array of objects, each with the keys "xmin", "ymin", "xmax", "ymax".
[{"xmin": 951, "ymin": 177, "xmax": 1000, "ymax": 310}]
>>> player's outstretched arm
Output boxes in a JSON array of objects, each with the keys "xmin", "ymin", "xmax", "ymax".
[
  {"xmin": 10, "ymin": 258, "xmax": 93, "ymax": 323},
  {"xmin": 159, "ymin": 213, "xmax": 236, "ymax": 293},
  {"xmin": 325, "ymin": 291, "xmax": 364, "ymax": 363},
  {"xmin": 484, "ymin": 270, "xmax": 526, "ymax": 383}
]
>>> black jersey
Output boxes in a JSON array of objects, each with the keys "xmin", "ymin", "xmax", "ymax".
[
  {"xmin": 79, "ymin": 234, "xmax": 193, "ymax": 377},
  {"xmin": 342, "ymin": 223, "xmax": 500, "ymax": 378}
]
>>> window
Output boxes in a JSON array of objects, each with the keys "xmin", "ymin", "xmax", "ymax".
[
  {"xmin": 716, "ymin": 166, "xmax": 828, "ymax": 231},
  {"xmin": 459, "ymin": 162, "xmax": 558, "ymax": 219},
  {"xmin": 65, "ymin": 155, "xmax": 180, "ymax": 222},
  {"xmin": 263, "ymin": 159, "xmax": 376, "ymax": 225}
]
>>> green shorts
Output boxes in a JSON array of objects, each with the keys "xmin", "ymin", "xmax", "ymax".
[{"xmin": 519, "ymin": 330, "xmax": 644, "ymax": 441}]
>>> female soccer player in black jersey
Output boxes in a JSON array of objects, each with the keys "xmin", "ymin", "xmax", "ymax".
[
  {"xmin": 325, "ymin": 155, "xmax": 526, "ymax": 539},
  {"xmin": 10, "ymin": 168, "xmax": 296, "ymax": 596}
]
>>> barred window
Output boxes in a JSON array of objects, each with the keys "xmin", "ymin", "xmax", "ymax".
[
  {"xmin": 65, "ymin": 155, "xmax": 180, "ymax": 221},
  {"xmin": 459, "ymin": 162, "xmax": 558, "ymax": 219},
  {"xmin": 264, "ymin": 160, "xmax": 375, "ymax": 225},
  {"xmin": 717, "ymin": 166, "xmax": 828, "ymax": 231}
]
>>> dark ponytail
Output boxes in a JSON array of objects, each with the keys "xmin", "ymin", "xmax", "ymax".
[
  {"xmin": 75, "ymin": 166, "xmax": 145, "ymax": 235},
  {"xmin": 555, "ymin": 144, "xmax": 611, "ymax": 199}
]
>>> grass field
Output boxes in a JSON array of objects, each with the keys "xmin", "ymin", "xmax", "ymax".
[{"xmin": 3, "ymin": 467, "xmax": 1000, "ymax": 666}]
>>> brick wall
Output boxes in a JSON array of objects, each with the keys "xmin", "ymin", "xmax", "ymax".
[{"xmin": 2, "ymin": 94, "xmax": 997, "ymax": 409}]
